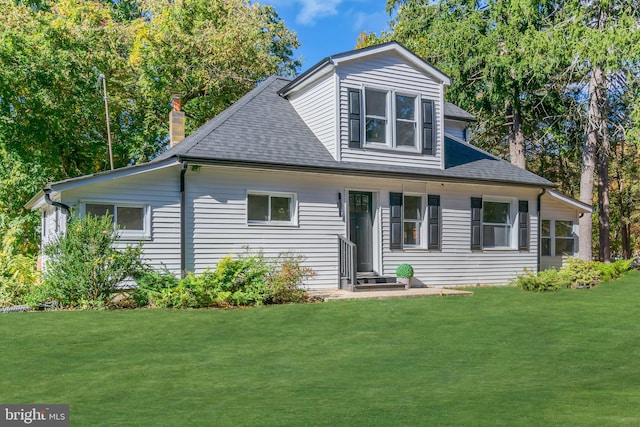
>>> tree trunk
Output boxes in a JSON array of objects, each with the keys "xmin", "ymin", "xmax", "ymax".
[
  {"xmin": 508, "ymin": 98, "xmax": 526, "ymax": 169},
  {"xmin": 597, "ymin": 91, "xmax": 610, "ymax": 262},
  {"xmin": 579, "ymin": 69, "xmax": 601, "ymax": 261}
]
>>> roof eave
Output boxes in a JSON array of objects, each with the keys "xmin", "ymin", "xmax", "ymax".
[
  {"xmin": 546, "ymin": 190, "xmax": 593, "ymax": 213},
  {"xmin": 176, "ymin": 156, "xmax": 554, "ymax": 189}
]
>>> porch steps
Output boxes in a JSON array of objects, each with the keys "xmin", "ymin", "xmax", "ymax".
[{"xmin": 353, "ymin": 275, "xmax": 405, "ymax": 292}]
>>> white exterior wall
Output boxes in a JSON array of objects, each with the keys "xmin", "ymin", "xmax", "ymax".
[
  {"xmin": 53, "ymin": 164, "xmax": 544, "ymax": 289},
  {"xmin": 187, "ymin": 166, "xmax": 539, "ymax": 288},
  {"xmin": 62, "ymin": 166, "xmax": 182, "ymax": 274},
  {"xmin": 337, "ymin": 53, "xmax": 444, "ymax": 169},
  {"xmin": 288, "ymin": 73, "xmax": 337, "ymax": 159},
  {"xmin": 186, "ymin": 166, "xmax": 345, "ymax": 289},
  {"xmin": 379, "ymin": 182, "xmax": 540, "ymax": 286},
  {"xmin": 540, "ymin": 193, "xmax": 581, "ymax": 270},
  {"xmin": 445, "ymin": 120, "xmax": 468, "ymax": 142}
]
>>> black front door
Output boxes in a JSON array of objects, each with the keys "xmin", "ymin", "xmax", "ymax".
[{"xmin": 349, "ymin": 191, "xmax": 373, "ymax": 272}]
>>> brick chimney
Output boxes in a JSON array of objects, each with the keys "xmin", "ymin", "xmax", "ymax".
[{"xmin": 169, "ymin": 94, "xmax": 185, "ymax": 147}]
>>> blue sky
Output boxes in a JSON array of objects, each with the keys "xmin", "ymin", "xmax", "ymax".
[{"xmin": 265, "ymin": 0, "xmax": 394, "ymax": 73}]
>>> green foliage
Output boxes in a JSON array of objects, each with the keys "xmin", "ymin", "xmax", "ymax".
[
  {"xmin": 0, "ymin": 224, "xmax": 40, "ymax": 307},
  {"xmin": 0, "ymin": 0, "xmax": 299, "ymax": 258},
  {"xmin": 595, "ymin": 259, "xmax": 632, "ymax": 282},
  {"xmin": 516, "ymin": 258, "xmax": 632, "ymax": 292},
  {"xmin": 559, "ymin": 258, "xmax": 601, "ymax": 289},
  {"xmin": 265, "ymin": 253, "xmax": 315, "ymax": 304},
  {"xmin": 42, "ymin": 214, "xmax": 146, "ymax": 308},
  {"xmin": 395, "ymin": 263, "xmax": 414, "ymax": 278},
  {"xmin": 512, "ymin": 269, "xmax": 567, "ymax": 292},
  {"xmin": 133, "ymin": 251, "xmax": 314, "ymax": 308}
]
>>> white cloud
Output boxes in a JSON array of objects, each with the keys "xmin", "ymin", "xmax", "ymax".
[{"xmin": 294, "ymin": 0, "xmax": 343, "ymax": 26}]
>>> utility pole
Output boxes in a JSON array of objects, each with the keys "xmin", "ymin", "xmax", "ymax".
[{"xmin": 99, "ymin": 73, "xmax": 114, "ymax": 170}]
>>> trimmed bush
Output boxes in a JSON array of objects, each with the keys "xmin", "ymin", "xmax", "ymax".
[{"xmin": 396, "ymin": 264, "xmax": 414, "ymax": 278}]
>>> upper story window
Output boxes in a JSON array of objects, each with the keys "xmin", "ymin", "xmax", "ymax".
[
  {"xmin": 247, "ymin": 191, "xmax": 297, "ymax": 226},
  {"xmin": 83, "ymin": 202, "xmax": 150, "ymax": 240},
  {"xmin": 365, "ymin": 88, "xmax": 388, "ymax": 144},
  {"xmin": 395, "ymin": 94, "xmax": 417, "ymax": 148},
  {"xmin": 349, "ymin": 87, "xmax": 435, "ymax": 155}
]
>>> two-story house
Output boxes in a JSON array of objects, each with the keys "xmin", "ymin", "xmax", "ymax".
[{"xmin": 26, "ymin": 42, "xmax": 591, "ymax": 290}]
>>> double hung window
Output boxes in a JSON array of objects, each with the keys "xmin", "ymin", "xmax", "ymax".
[{"xmin": 541, "ymin": 220, "xmax": 575, "ymax": 256}]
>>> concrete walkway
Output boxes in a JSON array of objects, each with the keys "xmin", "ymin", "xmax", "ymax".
[{"xmin": 308, "ymin": 287, "xmax": 473, "ymax": 301}]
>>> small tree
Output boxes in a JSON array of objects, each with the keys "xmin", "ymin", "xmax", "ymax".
[{"xmin": 43, "ymin": 214, "xmax": 146, "ymax": 308}]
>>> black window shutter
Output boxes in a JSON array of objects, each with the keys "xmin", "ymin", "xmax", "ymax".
[
  {"xmin": 427, "ymin": 195, "xmax": 441, "ymax": 250},
  {"xmin": 422, "ymin": 99, "xmax": 435, "ymax": 155},
  {"xmin": 390, "ymin": 192, "xmax": 403, "ymax": 249},
  {"xmin": 471, "ymin": 197, "xmax": 482, "ymax": 250},
  {"xmin": 348, "ymin": 89, "xmax": 362, "ymax": 148},
  {"xmin": 518, "ymin": 200, "xmax": 529, "ymax": 251}
]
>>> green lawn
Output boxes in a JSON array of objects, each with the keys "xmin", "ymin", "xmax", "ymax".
[{"xmin": 2, "ymin": 273, "xmax": 640, "ymax": 426}]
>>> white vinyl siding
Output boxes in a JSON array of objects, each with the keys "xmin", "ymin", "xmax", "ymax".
[
  {"xmin": 445, "ymin": 120, "xmax": 469, "ymax": 142},
  {"xmin": 382, "ymin": 183, "xmax": 540, "ymax": 286},
  {"xmin": 51, "ymin": 164, "xmax": 545, "ymax": 289},
  {"xmin": 63, "ymin": 166, "xmax": 182, "ymax": 274},
  {"xmin": 540, "ymin": 193, "xmax": 582, "ymax": 270},
  {"xmin": 288, "ymin": 73, "xmax": 337, "ymax": 159},
  {"xmin": 187, "ymin": 166, "xmax": 345, "ymax": 289},
  {"xmin": 338, "ymin": 52, "xmax": 444, "ymax": 168}
]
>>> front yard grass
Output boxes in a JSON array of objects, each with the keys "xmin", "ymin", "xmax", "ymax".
[{"xmin": 2, "ymin": 271, "xmax": 640, "ymax": 426}]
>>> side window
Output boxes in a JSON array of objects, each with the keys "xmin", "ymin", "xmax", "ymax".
[
  {"xmin": 247, "ymin": 192, "xmax": 296, "ymax": 225},
  {"xmin": 84, "ymin": 202, "xmax": 149, "ymax": 239},
  {"xmin": 542, "ymin": 219, "xmax": 575, "ymax": 256}
]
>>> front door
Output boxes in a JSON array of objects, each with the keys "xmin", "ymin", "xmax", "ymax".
[{"xmin": 349, "ymin": 191, "xmax": 373, "ymax": 272}]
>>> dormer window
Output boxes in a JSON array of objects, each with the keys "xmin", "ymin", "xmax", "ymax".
[
  {"xmin": 365, "ymin": 88, "xmax": 389, "ymax": 144},
  {"xmin": 349, "ymin": 86, "xmax": 435, "ymax": 155},
  {"xmin": 395, "ymin": 94, "xmax": 417, "ymax": 147}
]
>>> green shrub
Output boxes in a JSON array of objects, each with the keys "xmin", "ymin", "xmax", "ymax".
[
  {"xmin": 42, "ymin": 213, "xmax": 147, "ymax": 308},
  {"xmin": 132, "ymin": 251, "xmax": 315, "ymax": 308},
  {"xmin": 396, "ymin": 264, "xmax": 414, "ymax": 278},
  {"xmin": 265, "ymin": 253, "xmax": 315, "ymax": 304},
  {"xmin": 513, "ymin": 268, "xmax": 567, "ymax": 292},
  {"xmin": 595, "ymin": 259, "xmax": 632, "ymax": 282},
  {"xmin": 559, "ymin": 258, "xmax": 600, "ymax": 288},
  {"xmin": 0, "ymin": 225, "xmax": 40, "ymax": 307}
]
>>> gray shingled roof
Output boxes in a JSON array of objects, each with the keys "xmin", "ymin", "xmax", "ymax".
[
  {"xmin": 156, "ymin": 76, "xmax": 552, "ymax": 187},
  {"xmin": 444, "ymin": 102, "xmax": 475, "ymax": 121}
]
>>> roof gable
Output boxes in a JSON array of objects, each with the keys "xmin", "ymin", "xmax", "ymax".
[{"xmin": 279, "ymin": 41, "xmax": 451, "ymax": 98}]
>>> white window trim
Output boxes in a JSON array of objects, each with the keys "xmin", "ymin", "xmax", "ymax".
[
  {"xmin": 80, "ymin": 201, "xmax": 151, "ymax": 240},
  {"xmin": 481, "ymin": 197, "xmax": 518, "ymax": 250},
  {"xmin": 541, "ymin": 219, "xmax": 576, "ymax": 257},
  {"xmin": 402, "ymin": 193, "xmax": 425, "ymax": 248},
  {"xmin": 363, "ymin": 85, "xmax": 421, "ymax": 153},
  {"xmin": 246, "ymin": 191, "xmax": 298, "ymax": 227}
]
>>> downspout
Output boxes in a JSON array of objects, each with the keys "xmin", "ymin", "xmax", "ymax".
[
  {"xmin": 180, "ymin": 161, "xmax": 188, "ymax": 278},
  {"xmin": 537, "ymin": 188, "xmax": 546, "ymax": 272},
  {"xmin": 44, "ymin": 188, "xmax": 71, "ymax": 218}
]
